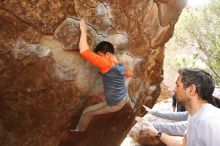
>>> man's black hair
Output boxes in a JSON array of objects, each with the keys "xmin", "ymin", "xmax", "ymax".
[
  {"xmin": 178, "ymin": 68, "xmax": 215, "ymax": 103},
  {"xmin": 94, "ymin": 41, "xmax": 115, "ymax": 54},
  {"xmin": 213, "ymin": 96, "xmax": 220, "ymax": 108}
]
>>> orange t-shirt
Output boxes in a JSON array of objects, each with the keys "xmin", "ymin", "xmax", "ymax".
[{"xmin": 80, "ymin": 49, "xmax": 133, "ymax": 77}]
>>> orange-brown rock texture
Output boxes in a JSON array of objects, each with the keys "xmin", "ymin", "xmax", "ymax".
[{"xmin": 0, "ymin": 0, "xmax": 186, "ymax": 146}]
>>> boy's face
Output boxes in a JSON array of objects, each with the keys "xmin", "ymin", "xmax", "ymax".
[
  {"xmin": 97, "ymin": 51, "xmax": 112, "ymax": 58},
  {"xmin": 97, "ymin": 51, "xmax": 105, "ymax": 57}
]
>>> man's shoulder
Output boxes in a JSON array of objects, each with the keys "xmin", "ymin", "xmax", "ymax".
[
  {"xmin": 199, "ymin": 104, "xmax": 220, "ymax": 121},
  {"xmin": 199, "ymin": 114, "xmax": 220, "ymax": 131}
]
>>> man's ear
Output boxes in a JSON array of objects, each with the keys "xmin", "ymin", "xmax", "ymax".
[{"xmin": 187, "ymin": 84, "xmax": 197, "ymax": 95}]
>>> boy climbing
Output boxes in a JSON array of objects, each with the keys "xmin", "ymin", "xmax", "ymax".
[{"xmin": 71, "ymin": 19, "xmax": 133, "ymax": 132}]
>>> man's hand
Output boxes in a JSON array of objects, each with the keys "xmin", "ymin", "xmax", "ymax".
[
  {"xmin": 135, "ymin": 116, "xmax": 158, "ymax": 137},
  {"xmin": 143, "ymin": 105, "xmax": 152, "ymax": 114}
]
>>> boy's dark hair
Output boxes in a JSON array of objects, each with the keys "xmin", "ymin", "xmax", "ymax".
[
  {"xmin": 95, "ymin": 41, "xmax": 115, "ymax": 54},
  {"xmin": 178, "ymin": 68, "xmax": 215, "ymax": 103}
]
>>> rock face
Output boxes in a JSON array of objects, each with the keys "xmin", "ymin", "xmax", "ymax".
[{"xmin": 0, "ymin": 1, "xmax": 186, "ymax": 146}]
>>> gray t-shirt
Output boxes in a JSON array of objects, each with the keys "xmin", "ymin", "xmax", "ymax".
[
  {"xmin": 154, "ymin": 121, "xmax": 187, "ymax": 136},
  {"xmin": 151, "ymin": 111, "xmax": 188, "ymax": 136},
  {"xmin": 151, "ymin": 111, "xmax": 188, "ymax": 121},
  {"xmin": 187, "ymin": 103, "xmax": 220, "ymax": 146}
]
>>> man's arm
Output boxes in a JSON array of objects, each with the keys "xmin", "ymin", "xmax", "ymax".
[
  {"xmin": 151, "ymin": 111, "xmax": 188, "ymax": 121},
  {"xmin": 160, "ymin": 132, "xmax": 186, "ymax": 146},
  {"xmin": 136, "ymin": 116, "xmax": 186, "ymax": 146},
  {"xmin": 143, "ymin": 105, "xmax": 188, "ymax": 121},
  {"xmin": 153, "ymin": 121, "xmax": 187, "ymax": 136}
]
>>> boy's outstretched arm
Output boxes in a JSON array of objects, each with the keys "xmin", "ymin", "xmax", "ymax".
[
  {"xmin": 79, "ymin": 19, "xmax": 110, "ymax": 72},
  {"xmin": 79, "ymin": 19, "xmax": 89, "ymax": 53}
]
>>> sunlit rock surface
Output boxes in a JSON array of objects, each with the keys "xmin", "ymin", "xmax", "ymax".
[{"xmin": 0, "ymin": 0, "xmax": 186, "ymax": 146}]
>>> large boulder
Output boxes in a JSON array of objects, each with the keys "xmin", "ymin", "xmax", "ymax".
[{"xmin": 0, "ymin": 0, "xmax": 187, "ymax": 146}]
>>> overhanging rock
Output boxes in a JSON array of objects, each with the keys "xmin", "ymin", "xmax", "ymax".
[{"xmin": 0, "ymin": 0, "xmax": 187, "ymax": 146}]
